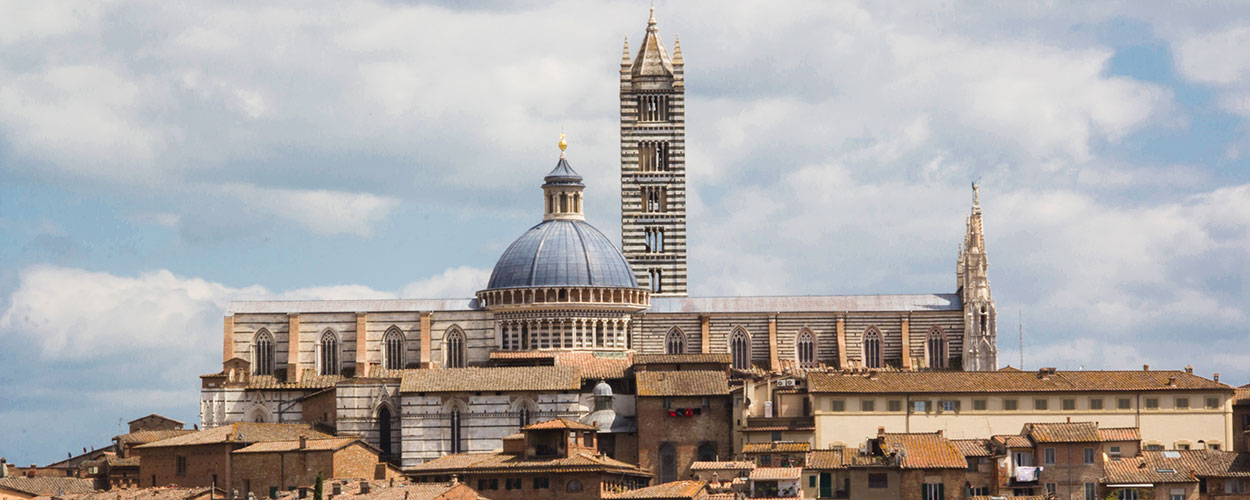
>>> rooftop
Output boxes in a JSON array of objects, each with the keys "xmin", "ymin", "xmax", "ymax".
[
  {"xmin": 748, "ymin": 467, "xmax": 802, "ymax": 481},
  {"xmin": 1103, "ymin": 449, "xmax": 1250, "ymax": 485},
  {"xmin": 807, "ymin": 369, "xmax": 1230, "ymax": 394},
  {"xmin": 0, "ymin": 477, "xmax": 95, "ymax": 496},
  {"xmin": 636, "ymin": 370, "xmax": 730, "ymax": 396},
  {"xmin": 233, "ymin": 437, "xmax": 360, "ymax": 453},
  {"xmin": 647, "ymin": 294, "xmax": 960, "ymax": 313},
  {"xmin": 689, "ymin": 461, "xmax": 756, "ymax": 471},
  {"xmin": 399, "ymin": 365, "xmax": 580, "ymax": 393},
  {"xmin": 114, "ymin": 429, "xmax": 196, "ymax": 445},
  {"xmin": 741, "ymin": 442, "xmax": 810, "ymax": 454},
  {"xmin": 951, "ymin": 439, "xmax": 994, "ymax": 457},
  {"xmin": 605, "ymin": 480, "xmax": 707, "ymax": 499},
  {"xmin": 522, "ymin": 418, "xmax": 598, "ymax": 431},
  {"xmin": 880, "ymin": 433, "xmax": 967, "ymax": 469},
  {"xmin": 135, "ymin": 423, "xmax": 330, "ymax": 449},
  {"xmin": 408, "ymin": 450, "xmax": 651, "ymax": 477},
  {"xmin": 634, "ymin": 353, "xmax": 731, "ymax": 365},
  {"xmin": 1024, "ymin": 422, "xmax": 1102, "ymax": 443}
]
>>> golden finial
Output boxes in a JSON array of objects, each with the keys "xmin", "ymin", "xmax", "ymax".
[{"xmin": 558, "ymin": 133, "xmax": 567, "ymax": 152}]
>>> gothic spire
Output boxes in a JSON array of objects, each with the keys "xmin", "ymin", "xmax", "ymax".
[{"xmin": 631, "ymin": 7, "xmax": 674, "ymax": 77}]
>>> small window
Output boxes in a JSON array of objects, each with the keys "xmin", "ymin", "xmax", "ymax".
[
  {"xmin": 1118, "ymin": 489, "xmax": 1141, "ymax": 500},
  {"xmin": 942, "ymin": 400, "xmax": 958, "ymax": 412},
  {"xmin": 913, "ymin": 400, "xmax": 928, "ymax": 413},
  {"xmin": 1145, "ymin": 443, "xmax": 1164, "ymax": 451},
  {"xmin": 1226, "ymin": 478, "xmax": 1246, "ymax": 494},
  {"xmin": 1206, "ymin": 397, "xmax": 1221, "ymax": 409},
  {"xmin": 867, "ymin": 473, "xmax": 888, "ymax": 488},
  {"xmin": 1062, "ymin": 398, "xmax": 1076, "ymax": 411},
  {"xmin": 771, "ymin": 431, "xmax": 782, "ymax": 441},
  {"xmin": 532, "ymin": 478, "xmax": 549, "ymax": 489},
  {"xmin": 1046, "ymin": 483, "xmax": 1057, "ymax": 493},
  {"xmin": 1176, "ymin": 442, "xmax": 1191, "ymax": 450},
  {"xmin": 831, "ymin": 400, "xmax": 845, "ymax": 412},
  {"xmin": 1084, "ymin": 447, "xmax": 1095, "ymax": 464},
  {"xmin": 1110, "ymin": 445, "xmax": 1122, "ymax": 457},
  {"xmin": 972, "ymin": 399, "xmax": 987, "ymax": 411},
  {"xmin": 1210, "ymin": 443, "xmax": 1222, "ymax": 451},
  {"xmin": 1044, "ymin": 447, "xmax": 1055, "ymax": 465},
  {"xmin": 861, "ymin": 399, "xmax": 875, "ymax": 412},
  {"xmin": 1090, "ymin": 398, "xmax": 1104, "ymax": 410},
  {"xmin": 1003, "ymin": 399, "xmax": 1019, "ymax": 411},
  {"xmin": 1034, "ymin": 398, "xmax": 1049, "ymax": 411},
  {"xmin": 702, "ymin": 397, "xmax": 710, "ymax": 408},
  {"xmin": 1085, "ymin": 483, "xmax": 1097, "ymax": 500},
  {"xmin": 1145, "ymin": 398, "xmax": 1159, "ymax": 410},
  {"xmin": 1175, "ymin": 397, "xmax": 1189, "ymax": 409},
  {"xmin": 1118, "ymin": 398, "xmax": 1132, "ymax": 410},
  {"xmin": 175, "ymin": 456, "xmax": 187, "ymax": 476},
  {"xmin": 887, "ymin": 400, "xmax": 903, "ymax": 412},
  {"xmin": 809, "ymin": 475, "xmax": 817, "ymax": 487},
  {"xmin": 663, "ymin": 397, "xmax": 672, "ymax": 409},
  {"xmin": 489, "ymin": 479, "xmax": 498, "ymax": 490}
]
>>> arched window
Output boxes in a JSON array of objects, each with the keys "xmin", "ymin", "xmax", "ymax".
[
  {"xmin": 253, "ymin": 329, "xmax": 275, "ymax": 376},
  {"xmin": 927, "ymin": 328, "xmax": 947, "ymax": 369},
  {"xmin": 383, "ymin": 327, "xmax": 405, "ymax": 370},
  {"xmin": 665, "ymin": 327, "xmax": 686, "ymax": 354},
  {"xmin": 377, "ymin": 406, "xmax": 393, "ymax": 457},
  {"xmin": 514, "ymin": 398, "xmax": 537, "ymax": 428},
  {"xmin": 445, "ymin": 328, "xmax": 466, "ymax": 368},
  {"xmin": 649, "ymin": 269, "xmax": 663, "ymax": 293},
  {"xmin": 659, "ymin": 443, "xmax": 677, "ymax": 483},
  {"xmin": 730, "ymin": 328, "xmax": 751, "ymax": 370},
  {"xmin": 797, "ymin": 329, "xmax": 816, "ymax": 368},
  {"xmin": 449, "ymin": 408, "xmax": 463, "ymax": 453},
  {"xmin": 319, "ymin": 330, "xmax": 340, "ymax": 376},
  {"xmin": 863, "ymin": 328, "xmax": 882, "ymax": 369}
]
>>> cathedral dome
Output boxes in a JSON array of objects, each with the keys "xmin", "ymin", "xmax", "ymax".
[{"xmin": 486, "ymin": 219, "xmax": 638, "ymax": 290}]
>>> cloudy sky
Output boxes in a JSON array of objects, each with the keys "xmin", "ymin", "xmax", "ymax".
[{"xmin": 2, "ymin": 0, "xmax": 1249, "ymax": 463}]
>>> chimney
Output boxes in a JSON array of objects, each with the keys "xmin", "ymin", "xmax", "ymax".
[
  {"xmin": 1214, "ymin": 373, "xmax": 1220, "ymax": 382},
  {"xmin": 877, "ymin": 426, "xmax": 886, "ymax": 439},
  {"xmin": 1185, "ymin": 366, "xmax": 1193, "ymax": 375},
  {"xmin": 936, "ymin": 429, "xmax": 943, "ymax": 437},
  {"xmin": 1037, "ymin": 367, "xmax": 1056, "ymax": 379},
  {"xmin": 1, "ymin": 457, "xmax": 7, "ymax": 478},
  {"xmin": 1167, "ymin": 376, "xmax": 1177, "ymax": 387},
  {"xmin": 1066, "ymin": 416, "xmax": 1072, "ymax": 423},
  {"xmin": 867, "ymin": 370, "xmax": 879, "ymax": 380},
  {"xmin": 1143, "ymin": 364, "xmax": 1149, "ymax": 371},
  {"xmin": 299, "ymin": 437, "xmax": 307, "ymax": 449}
]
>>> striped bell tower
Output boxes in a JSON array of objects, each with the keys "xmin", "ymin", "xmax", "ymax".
[{"xmin": 620, "ymin": 7, "xmax": 688, "ymax": 297}]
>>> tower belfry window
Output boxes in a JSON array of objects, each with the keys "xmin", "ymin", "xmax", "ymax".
[
  {"xmin": 644, "ymin": 227, "xmax": 665, "ymax": 253},
  {"xmin": 649, "ymin": 269, "xmax": 663, "ymax": 293},
  {"xmin": 638, "ymin": 95, "xmax": 669, "ymax": 122},
  {"xmin": 253, "ymin": 329, "xmax": 275, "ymax": 376},
  {"xmin": 643, "ymin": 186, "xmax": 668, "ymax": 213},
  {"xmin": 638, "ymin": 141, "xmax": 669, "ymax": 172}
]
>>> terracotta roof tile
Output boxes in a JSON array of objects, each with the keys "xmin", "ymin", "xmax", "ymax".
[
  {"xmin": 992, "ymin": 435, "xmax": 1032, "ymax": 448},
  {"xmin": 606, "ymin": 480, "xmax": 707, "ymax": 499},
  {"xmin": 136, "ymin": 423, "xmax": 330, "ymax": 448},
  {"xmin": 807, "ymin": 370, "xmax": 1230, "ymax": 394},
  {"xmin": 233, "ymin": 437, "xmax": 359, "ymax": 453},
  {"xmin": 489, "ymin": 351, "xmax": 557, "ymax": 360},
  {"xmin": 636, "ymin": 370, "xmax": 730, "ymax": 396},
  {"xmin": 881, "ymin": 433, "xmax": 966, "ymax": 469},
  {"xmin": 522, "ymin": 418, "xmax": 598, "ymax": 431},
  {"xmin": 1235, "ymin": 386, "xmax": 1250, "ymax": 405},
  {"xmin": 36, "ymin": 487, "xmax": 225, "ymax": 500},
  {"xmin": 1025, "ymin": 422, "xmax": 1102, "ymax": 443},
  {"xmin": 951, "ymin": 439, "xmax": 993, "ymax": 457},
  {"xmin": 400, "ymin": 366, "xmax": 580, "ymax": 393},
  {"xmin": 748, "ymin": 467, "xmax": 802, "ymax": 481},
  {"xmin": 805, "ymin": 449, "xmax": 852, "ymax": 469},
  {"xmin": 0, "ymin": 477, "xmax": 95, "ymax": 496},
  {"xmin": 409, "ymin": 450, "xmax": 651, "ymax": 476},
  {"xmin": 742, "ymin": 442, "xmax": 810, "ymax": 454},
  {"xmin": 1104, "ymin": 450, "xmax": 1250, "ymax": 484},
  {"xmin": 689, "ymin": 461, "xmax": 756, "ymax": 471},
  {"xmin": 322, "ymin": 480, "xmax": 476, "ymax": 500},
  {"xmin": 245, "ymin": 373, "xmax": 344, "ymax": 390},
  {"xmin": 114, "ymin": 429, "xmax": 196, "ymax": 445},
  {"xmin": 742, "ymin": 425, "xmax": 815, "ymax": 432},
  {"xmin": 634, "ymin": 353, "xmax": 731, "ymax": 365},
  {"xmin": 1098, "ymin": 427, "xmax": 1142, "ymax": 442},
  {"xmin": 554, "ymin": 351, "xmax": 633, "ymax": 380}
]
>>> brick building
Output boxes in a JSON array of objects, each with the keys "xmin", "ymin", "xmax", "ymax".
[
  {"xmin": 135, "ymin": 423, "xmax": 330, "ymax": 492},
  {"xmin": 635, "ymin": 370, "xmax": 732, "ymax": 483},
  {"xmin": 796, "ymin": 429, "xmax": 968, "ymax": 500},
  {"xmin": 409, "ymin": 418, "xmax": 652, "ymax": 500},
  {"xmin": 1102, "ymin": 449, "xmax": 1250, "ymax": 500},
  {"xmin": 1020, "ymin": 421, "xmax": 1140, "ymax": 500},
  {"xmin": 128, "ymin": 415, "xmax": 185, "ymax": 433},
  {"xmin": 1234, "ymin": 385, "xmax": 1250, "ymax": 453},
  {"xmin": 311, "ymin": 479, "xmax": 478, "ymax": 500},
  {"xmin": 230, "ymin": 437, "xmax": 396, "ymax": 499}
]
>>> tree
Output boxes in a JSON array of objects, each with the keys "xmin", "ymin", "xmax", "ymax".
[{"xmin": 314, "ymin": 472, "xmax": 324, "ymax": 500}]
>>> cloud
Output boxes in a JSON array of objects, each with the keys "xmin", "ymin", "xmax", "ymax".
[
  {"xmin": 400, "ymin": 266, "xmax": 491, "ymax": 299},
  {"xmin": 217, "ymin": 183, "xmax": 400, "ymax": 237}
]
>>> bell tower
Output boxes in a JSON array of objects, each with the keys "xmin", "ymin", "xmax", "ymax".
[
  {"xmin": 958, "ymin": 183, "xmax": 997, "ymax": 371},
  {"xmin": 620, "ymin": 7, "xmax": 688, "ymax": 296}
]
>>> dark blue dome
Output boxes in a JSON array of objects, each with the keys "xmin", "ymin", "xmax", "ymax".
[{"xmin": 487, "ymin": 220, "xmax": 638, "ymax": 289}]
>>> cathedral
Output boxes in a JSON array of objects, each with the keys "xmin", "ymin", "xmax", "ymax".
[{"xmin": 199, "ymin": 9, "xmax": 998, "ymax": 470}]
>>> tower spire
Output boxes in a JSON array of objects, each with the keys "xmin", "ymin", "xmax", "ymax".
[
  {"xmin": 543, "ymin": 133, "xmax": 584, "ymax": 222},
  {"xmin": 958, "ymin": 183, "xmax": 996, "ymax": 371}
]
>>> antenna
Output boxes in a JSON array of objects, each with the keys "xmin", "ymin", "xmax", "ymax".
[{"xmin": 1018, "ymin": 311, "xmax": 1024, "ymax": 369}]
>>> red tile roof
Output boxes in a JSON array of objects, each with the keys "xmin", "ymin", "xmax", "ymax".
[
  {"xmin": 880, "ymin": 433, "xmax": 966, "ymax": 469},
  {"xmin": 0, "ymin": 478, "xmax": 95, "ymax": 496},
  {"xmin": 114, "ymin": 429, "xmax": 196, "ymax": 445},
  {"xmin": 992, "ymin": 435, "xmax": 1032, "ymax": 448},
  {"xmin": 636, "ymin": 370, "xmax": 730, "ymax": 396},
  {"xmin": 408, "ymin": 450, "xmax": 651, "ymax": 477},
  {"xmin": 748, "ymin": 467, "xmax": 803, "ymax": 481},
  {"xmin": 951, "ymin": 439, "xmax": 993, "ymax": 457},
  {"xmin": 36, "ymin": 487, "xmax": 225, "ymax": 500},
  {"xmin": 233, "ymin": 438, "xmax": 360, "ymax": 453},
  {"xmin": 1098, "ymin": 427, "xmax": 1142, "ymax": 442},
  {"xmin": 554, "ymin": 351, "xmax": 633, "ymax": 380},
  {"xmin": 522, "ymin": 418, "xmax": 598, "ymax": 431},
  {"xmin": 135, "ymin": 423, "xmax": 330, "ymax": 448},
  {"xmin": 808, "ymin": 370, "xmax": 1230, "ymax": 394},
  {"xmin": 805, "ymin": 449, "xmax": 853, "ymax": 470},
  {"xmin": 741, "ymin": 442, "xmax": 810, "ymax": 454},
  {"xmin": 689, "ymin": 461, "xmax": 756, "ymax": 471},
  {"xmin": 606, "ymin": 480, "xmax": 707, "ymax": 499},
  {"xmin": 634, "ymin": 353, "xmax": 731, "ymax": 365},
  {"xmin": 400, "ymin": 366, "xmax": 580, "ymax": 393},
  {"xmin": 1103, "ymin": 450, "xmax": 1250, "ymax": 485},
  {"xmin": 1025, "ymin": 422, "xmax": 1102, "ymax": 443}
]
